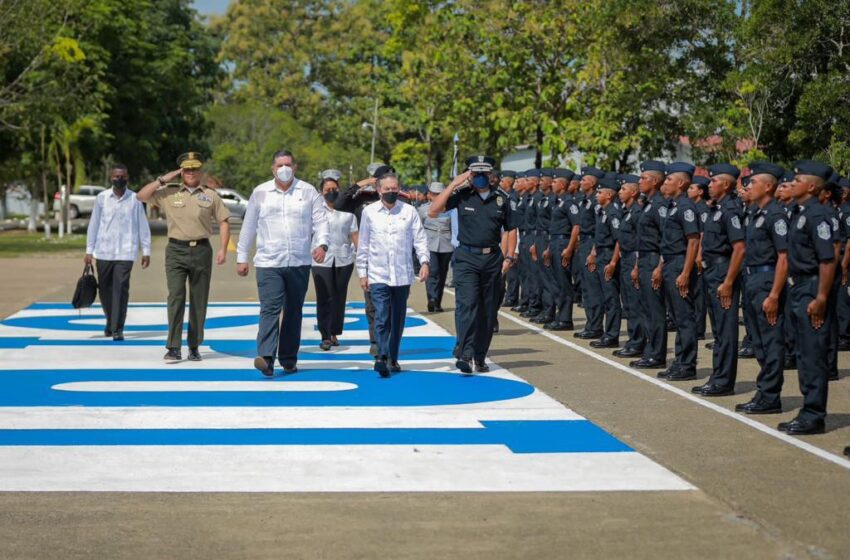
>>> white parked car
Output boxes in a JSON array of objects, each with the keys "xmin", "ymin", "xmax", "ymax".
[
  {"xmin": 53, "ymin": 185, "xmax": 106, "ymax": 219},
  {"xmin": 217, "ymin": 188, "xmax": 249, "ymax": 219}
]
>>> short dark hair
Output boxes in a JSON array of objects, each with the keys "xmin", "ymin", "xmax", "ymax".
[
  {"xmin": 319, "ymin": 177, "xmax": 339, "ymax": 190},
  {"xmin": 112, "ymin": 163, "xmax": 128, "ymax": 173},
  {"xmin": 272, "ymin": 150, "xmax": 294, "ymax": 163},
  {"xmin": 377, "ymin": 173, "xmax": 399, "ymax": 188}
]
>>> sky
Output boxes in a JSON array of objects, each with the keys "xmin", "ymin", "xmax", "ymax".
[{"xmin": 192, "ymin": 0, "xmax": 230, "ymax": 15}]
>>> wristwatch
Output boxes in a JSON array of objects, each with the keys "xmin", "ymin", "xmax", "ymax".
[
  {"xmin": 319, "ymin": 244, "xmax": 328, "ymax": 252},
  {"xmin": 157, "ymin": 176, "xmax": 166, "ymax": 186},
  {"xmin": 504, "ymin": 256, "xmax": 515, "ymax": 263}
]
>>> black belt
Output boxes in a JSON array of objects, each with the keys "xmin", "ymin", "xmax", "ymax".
[
  {"xmin": 550, "ymin": 233, "xmax": 570, "ymax": 239},
  {"xmin": 662, "ymin": 252, "xmax": 685, "ymax": 258},
  {"xmin": 458, "ymin": 243, "xmax": 500, "ymax": 255},
  {"xmin": 788, "ymin": 274, "xmax": 817, "ymax": 287},
  {"xmin": 580, "ymin": 233, "xmax": 594, "ymax": 240},
  {"xmin": 638, "ymin": 250, "xmax": 660, "ymax": 258},
  {"xmin": 702, "ymin": 255, "xmax": 730, "ymax": 268},
  {"xmin": 169, "ymin": 238, "xmax": 210, "ymax": 247},
  {"xmin": 746, "ymin": 264, "xmax": 775, "ymax": 275},
  {"xmin": 621, "ymin": 251, "xmax": 638, "ymax": 259}
]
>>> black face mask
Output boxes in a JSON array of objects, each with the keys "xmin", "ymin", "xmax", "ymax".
[
  {"xmin": 111, "ymin": 178, "xmax": 128, "ymax": 190},
  {"xmin": 324, "ymin": 191, "xmax": 339, "ymax": 203},
  {"xmin": 381, "ymin": 191, "xmax": 399, "ymax": 204}
]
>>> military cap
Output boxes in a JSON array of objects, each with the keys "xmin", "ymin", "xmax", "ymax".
[
  {"xmin": 691, "ymin": 175, "xmax": 710, "ymax": 187},
  {"xmin": 428, "ymin": 181, "xmax": 446, "ymax": 194},
  {"xmin": 177, "ymin": 151, "xmax": 204, "ymax": 169},
  {"xmin": 603, "ymin": 171, "xmax": 619, "ymax": 180},
  {"xmin": 666, "ymin": 162, "xmax": 696, "ymax": 178},
  {"xmin": 580, "ymin": 166, "xmax": 605, "ymax": 179},
  {"xmin": 792, "ymin": 160, "xmax": 834, "ymax": 180},
  {"xmin": 640, "ymin": 160, "xmax": 667, "ymax": 173},
  {"xmin": 371, "ymin": 164, "xmax": 396, "ymax": 179},
  {"xmin": 781, "ymin": 170, "xmax": 796, "ymax": 183},
  {"xmin": 321, "ymin": 168, "xmax": 342, "ymax": 181},
  {"xmin": 554, "ymin": 169, "xmax": 575, "ymax": 180},
  {"xmin": 539, "ymin": 167, "xmax": 556, "ymax": 178},
  {"xmin": 619, "ymin": 174, "xmax": 641, "ymax": 185},
  {"xmin": 748, "ymin": 162, "xmax": 784, "ymax": 180},
  {"xmin": 516, "ymin": 171, "xmax": 527, "ymax": 179},
  {"xmin": 466, "ymin": 155, "xmax": 496, "ymax": 172},
  {"xmin": 499, "ymin": 170, "xmax": 517, "ymax": 179},
  {"xmin": 827, "ymin": 171, "xmax": 841, "ymax": 188},
  {"xmin": 839, "ymin": 177, "xmax": 850, "ymax": 190},
  {"xmin": 708, "ymin": 163, "xmax": 741, "ymax": 179},
  {"xmin": 597, "ymin": 177, "xmax": 620, "ymax": 191},
  {"xmin": 525, "ymin": 169, "xmax": 542, "ymax": 178}
]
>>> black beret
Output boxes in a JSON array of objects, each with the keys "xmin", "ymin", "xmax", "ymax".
[
  {"xmin": 466, "ymin": 155, "xmax": 496, "ymax": 172},
  {"xmin": 748, "ymin": 162, "xmax": 784, "ymax": 180},
  {"xmin": 619, "ymin": 174, "xmax": 640, "ymax": 185},
  {"xmin": 580, "ymin": 166, "xmax": 605, "ymax": 179},
  {"xmin": 792, "ymin": 160, "xmax": 834, "ymax": 180},
  {"xmin": 827, "ymin": 171, "xmax": 840, "ymax": 187},
  {"xmin": 666, "ymin": 162, "xmax": 696, "ymax": 177},
  {"xmin": 708, "ymin": 163, "xmax": 741, "ymax": 179},
  {"xmin": 372, "ymin": 164, "xmax": 396, "ymax": 178},
  {"xmin": 516, "ymin": 171, "xmax": 527, "ymax": 179},
  {"xmin": 781, "ymin": 170, "xmax": 796, "ymax": 183},
  {"xmin": 640, "ymin": 160, "xmax": 666, "ymax": 173},
  {"xmin": 554, "ymin": 169, "xmax": 575, "ymax": 180},
  {"xmin": 539, "ymin": 167, "xmax": 556, "ymax": 178}
]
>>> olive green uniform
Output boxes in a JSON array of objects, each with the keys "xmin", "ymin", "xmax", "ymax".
[{"xmin": 151, "ymin": 184, "xmax": 230, "ymax": 349}]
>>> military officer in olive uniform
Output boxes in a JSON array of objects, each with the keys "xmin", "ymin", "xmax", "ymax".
[
  {"xmin": 778, "ymin": 160, "xmax": 837, "ymax": 435},
  {"xmin": 429, "ymin": 156, "xmax": 518, "ymax": 374},
  {"xmin": 543, "ymin": 169, "xmax": 580, "ymax": 330},
  {"xmin": 587, "ymin": 177, "xmax": 622, "ymax": 348},
  {"xmin": 613, "ymin": 174, "xmax": 645, "ymax": 358},
  {"xmin": 138, "ymin": 152, "xmax": 231, "ymax": 362},
  {"xmin": 418, "ymin": 181, "xmax": 454, "ymax": 312}
]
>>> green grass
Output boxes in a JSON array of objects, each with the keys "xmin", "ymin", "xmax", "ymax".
[{"xmin": 0, "ymin": 232, "xmax": 86, "ymax": 257}]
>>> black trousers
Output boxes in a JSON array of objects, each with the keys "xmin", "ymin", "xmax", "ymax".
[
  {"xmin": 504, "ymin": 258, "xmax": 520, "ymax": 304},
  {"xmin": 619, "ymin": 252, "xmax": 644, "ymax": 350},
  {"xmin": 662, "ymin": 254, "xmax": 698, "ymax": 371},
  {"xmin": 789, "ymin": 276, "xmax": 831, "ymax": 422},
  {"xmin": 638, "ymin": 252, "xmax": 667, "ymax": 362},
  {"xmin": 426, "ymin": 251, "xmax": 453, "ymax": 306},
  {"xmin": 312, "ymin": 262, "xmax": 354, "ymax": 341},
  {"xmin": 454, "ymin": 248, "xmax": 502, "ymax": 361},
  {"xmin": 744, "ymin": 270, "xmax": 785, "ymax": 405},
  {"xmin": 519, "ymin": 232, "xmax": 539, "ymax": 309},
  {"xmin": 96, "ymin": 259, "xmax": 133, "ymax": 334},
  {"xmin": 535, "ymin": 235, "xmax": 556, "ymax": 317},
  {"xmin": 703, "ymin": 261, "xmax": 740, "ymax": 388},
  {"xmin": 596, "ymin": 247, "xmax": 621, "ymax": 339},
  {"xmin": 579, "ymin": 237, "xmax": 603, "ymax": 332},
  {"xmin": 549, "ymin": 236, "xmax": 574, "ymax": 323}
]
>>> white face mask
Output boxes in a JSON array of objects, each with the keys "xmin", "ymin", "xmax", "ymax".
[{"xmin": 276, "ymin": 165, "xmax": 294, "ymax": 183}]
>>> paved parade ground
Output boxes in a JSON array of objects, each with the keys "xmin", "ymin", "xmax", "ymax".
[{"xmin": 1, "ymin": 235, "xmax": 849, "ymax": 559}]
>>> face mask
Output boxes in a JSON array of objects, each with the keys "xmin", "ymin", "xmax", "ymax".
[
  {"xmin": 324, "ymin": 191, "xmax": 339, "ymax": 203},
  {"xmin": 472, "ymin": 174, "xmax": 490, "ymax": 190},
  {"xmin": 381, "ymin": 191, "xmax": 399, "ymax": 204},
  {"xmin": 276, "ymin": 165, "xmax": 294, "ymax": 183},
  {"xmin": 111, "ymin": 178, "xmax": 128, "ymax": 190}
]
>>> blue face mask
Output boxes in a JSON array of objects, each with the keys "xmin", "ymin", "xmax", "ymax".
[{"xmin": 471, "ymin": 174, "xmax": 490, "ymax": 190}]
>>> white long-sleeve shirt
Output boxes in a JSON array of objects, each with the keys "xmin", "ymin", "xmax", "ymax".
[
  {"xmin": 86, "ymin": 188, "xmax": 151, "ymax": 261},
  {"xmin": 237, "ymin": 178, "xmax": 330, "ymax": 267},
  {"xmin": 356, "ymin": 200, "xmax": 429, "ymax": 286}
]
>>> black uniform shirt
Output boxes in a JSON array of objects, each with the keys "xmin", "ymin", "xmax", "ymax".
[
  {"xmin": 594, "ymin": 203, "xmax": 621, "ymax": 249},
  {"xmin": 637, "ymin": 192, "xmax": 665, "ymax": 253},
  {"xmin": 660, "ymin": 194, "xmax": 700, "ymax": 256},
  {"xmin": 701, "ymin": 194, "xmax": 745, "ymax": 258},
  {"xmin": 549, "ymin": 193, "xmax": 579, "ymax": 235},
  {"xmin": 578, "ymin": 193, "xmax": 598, "ymax": 237},
  {"xmin": 536, "ymin": 192, "xmax": 554, "ymax": 234},
  {"xmin": 695, "ymin": 199, "xmax": 711, "ymax": 232},
  {"xmin": 513, "ymin": 193, "xmax": 528, "ymax": 231},
  {"xmin": 745, "ymin": 199, "xmax": 788, "ymax": 267},
  {"xmin": 787, "ymin": 197, "xmax": 835, "ymax": 276},
  {"xmin": 445, "ymin": 187, "xmax": 517, "ymax": 248},
  {"xmin": 524, "ymin": 191, "xmax": 540, "ymax": 232},
  {"xmin": 618, "ymin": 203, "xmax": 639, "ymax": 253}
]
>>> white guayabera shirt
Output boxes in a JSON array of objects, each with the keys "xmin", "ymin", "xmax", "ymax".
[
  {"xmin": 312, "ymin": 205, "xmax": 358, "ymax": 268},
  {"xmin": 357, "ymin": 200, "xmax": 429, "ymax": 286},
  {"xmin": 86, "ymin": 189, "xmax": 151, "ymax": 261}
]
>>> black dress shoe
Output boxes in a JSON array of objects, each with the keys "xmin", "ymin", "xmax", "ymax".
[
  {"xmin": 666, "ymin": 369, "xmax": 697, "ymax": 381},
  {"xmin": 574, "ymin": 330, "xmax": 603, "ymax": 340},
  {"xmin": 590, "ymin": 337, "xmax": 619, "ymax": 349},
  {"xmin": 427, "ymin": 300, "xmax": 436, "ymax": 312},
  {"xmin": 692, "ymin": 383, "xmax": 734, "ymax": 396},
  {"xmin": 282, "ymin": 364, "xmax": 298, "ymax": 374},
  {"xmin": 630, "ymin": 358, "xmax": 666, "ymax": 369},
  {"xmin": 112, "ymin": 330, "xmax": 124, "ymax": 342},
  {"xmin": 519, "ymin": 310, "xmax": 535, "ymax": 318},
  {"xmin": 511, "ymin": 305, "xmax": 527, "ymax": 313},
  {"xmin": 320, "ymin": 340, "xmax": 332, "ymax": 351},
  {"xmin": 502, "ymin": 300, "xmax": 517, "ymax": 308},
  {"xmin": 434, "ymin": 306, "xmax": 445, "ymax": 313},
  {"xmin": 254, "ymin": 356, "xmax": 274, "ymax": 377},
  {"xmin": 735, "ymin": 399, "xmax": 782, "ymax": 415},
  {"xmin": 164, "ymin": 348, "xmax": 182, "ymax": 362},
  {"xmin": 474, "ymin": 361, "xmax": 490, "ymax": 373},
  {"xmin": 531, "ymin": 315, "xmax": 553, "ymax": 324},
  {"xmin": 613, "ymin": 347, "xmax": 642, "ymax": 358},
  {"xmin": 104, "ymin": 328, "xmax": 113, "ymax": 337},
  {"xmin": 390, "ymin": 360, "xmax": 402, "ymax": 373},
  {"xmin": 690, "ymin": 382, "xmax": 711, "ymax": 394},
  {"xmin": 844, "ymin": 446, "xmax": 850, "ymax": 458},
  {"xmin": 374, "ymin": 358, "xmax": 389, "ymax": 378},
  {"xmin": 657, "ymin": 365, "xmax": 681, "ymax": 378},
  {"xmin": 456, "ymin": 358, "xmax": 473, "ymax": 374},
  {"xmin": 545, "ymin": 321, "xmax": 574, "ymax": 331},
  {"xmin": 666, "ymin": 319, "xmax": 676, "ymax": 332},
  {"xmin": 777, "ymin": 418, "xmax": 825, "ymax": 435},
  {"xmin": 738, "ymin": 346, "xmax": 755, "ymax": 359},
  {"xmin": 187, "ymin": 347, "xmax": 202, "ymax": 361},
  {"xmin": 828, "ymin": 371, "xmax": 839, "ymax": 381},
  {"xmin": 838, "ymin": 338, "xmax": 850, "ymax": 351}
]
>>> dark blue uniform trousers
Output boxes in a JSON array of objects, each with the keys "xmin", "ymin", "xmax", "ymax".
[
  {"xmin": 662, "ymin": 254, "xmax": 698, "ymax": 371},
  {"xmin": 535, "ymin": 235, "xmax": 556, "ymax": 317},
  {"xmin": 703, "ymin": 261, "xmax": 740, "ymax": 388},
  {"xmin": 744, "ymin": 270, "xmax": 785, "ymax": 405},
  {"xmin": 788, "ymin": 276, "xmax": 831, "ymax": 422},
  {"xmin": 579, "ymin": 237, "xmax": 603, "ymax": 332},
  {"xmin": 426, "ymin": 251, "xmax": 453, "ymax": 307},
  {"xmin": 619, "ymin": 252, "xmax": 644, "ymax": 351},
  {"xmin": 370, "ymin": 283, "xmax": 410, "ymax": 362},
  {"xmin": 638, "ymin": 252, "xmax": 667, "ymax": 362},
  {"xmin": 596, "ymin": 247, "xmax": 621, "ymax": 339},
  {"xmin": 549, "ymin": 235, "xmax": 574, "ymax": 323},
  {"xmin": 256, "ymin": 265, "xmax": 310, "ymax": 368},
  {"xmin": 519, "ymin": 233, "xmax": 539, "ymax": 310},
  {"xmin": 454, "ymin": 248, "xmax": 502, "ymax": 361}
]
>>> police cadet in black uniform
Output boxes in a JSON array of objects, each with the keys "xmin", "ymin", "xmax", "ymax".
[
  {"xmin": 587, "ymin": 177, "xmax": 622, "ymax": 348},
  {"xmin": 837, "ymin": 177, "xmax": 850, "ymax": 350},
  {"xmin": 776, "ymin": 172, "xmax": 799, "ymax": 369},
  {"xmin": 574, "ymin": 167, "xmax": 606, "ymax": 339},
  {"xmin": 429, "ymin": 156, "xmax": 517, "ymax": 374},
  {"xmin": 613, "ymin": 174, "xmax": 645, "ymax": 358},
  {"xmin": 630, "ymin": 161, "xmax": 668, "ymax": 369},
  {"xmin": 690, "ymin": 164, "xmax": 746, "ymax": 395},
  {"xmin": 688, "ymin": 175, "xmax": 712, "ymax": 341},
  {"xmin": 511, "ymin": 173, "xmax": 530, "ymax": 312},
  {"xmin": 520, "ymin": 170, "xmax": 542, "ymax": 317},
  {"xmin": 656, "ymin": 162, "xmax": 701, "ymax": 380},
  {"xmin": 733, "ymin": 162, "xmax": 789, "ymax": 414},
  {"xmin": 530, "ymin": 169, "xmax": 557, "ymax": 324},
  {"xmin": 818, "ymin": 173, "xmax": 842, "ymax": 382},
  {"xmin": 543, "ymin": 169, "xmax": 580, "ymax": 330},
  {"xmin": 568, "ymin": 175, "xmax": 583, "ymax": 301},
  {"xmin": 779, "ymin": 160, "xmax": 837, "ymax": 435},
  {"xmin": 500, "ymin": 170, "xmax": 520, "ymax": 307}
]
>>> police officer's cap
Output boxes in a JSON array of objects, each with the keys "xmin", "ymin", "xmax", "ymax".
[
  {"xmin": 748, "ymin": 162, "xmax": 784, "ymax": 180},
  {"xmin": 691, "ymin": 175, "xmax": 710, "ymax": 188},
  {"xmin": 499, "ymin": 170, "xmax": 517, "ymax": 179},
  {"xmin": 827, "ymin": 171, "xmax": 840, "ymax": 188},
  {"xmin": 415, "ymin": 184, "xmax": 428, "ymax": 194},
  {"xmin": 516, "ymin": 171, "xmax": 527, "ymax": 179},
  {"xmin": 666, "ymin": 162, "xmax": 696, "ymax": 178},
  {"xmin": 603, "ymin": 171, "xmax": 619, "ymax": 180},
  {"xmin": 177, "ymin": 151, "xmax": 204, "ymax": 169},
  {"xmin": 580, "ymin": 166, "xmax": 605, "ymax": 179},
  {"xmin": 792, "ymin": 160, "xmax": 833, "ymax": 180},
  {"xmin": 371, "ymin": 164, "xmax": 396, "ymax": 179},
  {"xmin": 640, "ymin": 160, "xmax": 666, "ymax": 173},
  {"xmin": 466, "ymin": 155, "xmax": 496, "ymax": 173},
  {"xmin": 597, "ymin": 177, "xmax": 620, "ymax": 192},
  {"xmin": 539, "ymin": 167, "xmax": 556, "ymax": 178},
  {"xmin": 525, "ymin": 169, "xmax": 542, "ymax": 178},
  {"xmin": 428, "ymin": 181, "xmax": 446, "ymax": 194},
  {"xmin": 781, "ymin": 170, "xmax": 796, "ymax": 183},
  {"xmin": 839, "ymin": 177, "xmax": 850, "ymax": 190},
  {"xmin": 620, "ymin": 174, "xmax": 640, "ymax": 185},
  {"xmin": 708, "ymin": 163, "xmax": 740, "ymax": 179},
  {"xmin": 554, "ymin": 169, "xmax": 575, "ymax": 181},
  {"xmin": 321, "ymin": 169, "xmax": 342, "ymax": 181}
]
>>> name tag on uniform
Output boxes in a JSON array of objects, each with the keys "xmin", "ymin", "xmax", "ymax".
[{"xmin": 464, "ymin": 207, "xmax": 475, "ymax": 212}]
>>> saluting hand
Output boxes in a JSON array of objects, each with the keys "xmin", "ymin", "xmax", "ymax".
[
  {"xmin": 807, "ymin": 296, "xmax": 827, "ymax": 329},
  {"xmin": 450, "ymin": 171, "xmax": 472, "ymax": 190},
  {"xmin": 161, "ymin": 169, "xmax": 182, "ymax": 183}
]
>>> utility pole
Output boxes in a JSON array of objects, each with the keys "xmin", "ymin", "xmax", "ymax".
[{"xmin": 362, "ymin": 97, "xmax": 379, "ymax": 165}]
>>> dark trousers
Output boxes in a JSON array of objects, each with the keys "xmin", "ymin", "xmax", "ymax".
[
  {"xmin": 312, "ymin": 263, "xmax": 353, "ymax": 341},
  {"xmin": 256, "ymin": 265, "xmax": 310, "ymax": 367},
  {"xmin": 550, "ymin": 236, "xmax": 574, "ymax": 323},
  {"xmin": 579, "ymin": 237, "xmax": 603, "ymax": 332},
  {"xmin": 596, "ymin": 247, "xmax": 621, "ymax": 339},
  {"xmin": 662, "ymin": 254, "xmax": 698, "ymax": 371},
  {"xmin": 638, "ymin": 252, "xmax": 667, "ymax": 362},
  {"xmin": 703, "ymin": 261, "xmax": 740, "ymax": 388},
  {"xmin": 694, "ymin": 272, "xmax": 707, "ymax": 338},
  {"xmin": 535, "ymin": 236, "xmax": 556, "ymax": 317},
  {"xmin": 165, "ymin": 241, "xmax": 212, "ymax": 349},
  {"xmin": 454, "ymin": 248, "xmax": 502, "ymax": 361},
  {"xmin": 96, "ymin": 259, "xmax": 133, "ymax": 334},
  {"xmin": 519, "ymin": 233, "xmax": 539, "ymax": 309},
  {"xmin": 426, "ymin": 251, "xmax": 453, "ymax": 306},
  {"xmin": 827, "ymin": 280, "xmax": 840, "ymax": 378},
  {"xmin": 789, "ymin": 277, "xmax": 831, "ymax": 422},
  {"xmin": 839, "ymin": 279, "xmax": 850, "ymax": 339},
  {"xmin": 744, "ymin": 270, "xmax": 785, "ymax": 404},
  {"xmin": 619, "ymin": 252, "xmax": 644, "ymax": 350},
  {"xmin": 504, "ymin": 258, "xmax": 520, "ymax": 304},
  {"xmin": 364, "ymin": 289, "xmax": 377, "ymax": 344},
  {"xmin": 370, "ymin": 283, "xmax": 410, "ymax": 362},
  {"xmin": 740, "ymin": 273, "xmax": 754, "ymax": 349}
]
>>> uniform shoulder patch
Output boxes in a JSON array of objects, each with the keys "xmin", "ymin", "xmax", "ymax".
[
  {"xmin": 817, "ymin": 221, "xmax": 832, "ymax": 240},
  {"xmin": 774, "ymin": 219, "xmax": 787, "ymax": 236},
  {"xmin": 730, "ymin": 215, "xmax": 741, "ymax": 229},
  {"xmin": 713, "ymin": 211, "xmax": 722, "ymax": 222},
  {"xmin": 497, "ymin": 196, "xmax": 504, "ymax": 207},
  {"xmin": 684, "ymin": 209, "xmax": 695, "ymax": 223},
  {"xmin": 611, "ymin": 217, "xmax": 620, "ymax": 229},
  {"xmin": 700, "ymin": 212, "xmax": 708, "ymax": 223},
  {"xmin": 570, "ymin": 204, "xmax": 579, "ymax": 215},
  {"xmin": 658, "ymin": 206, "xmax": 667, "ymax": 218}
]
